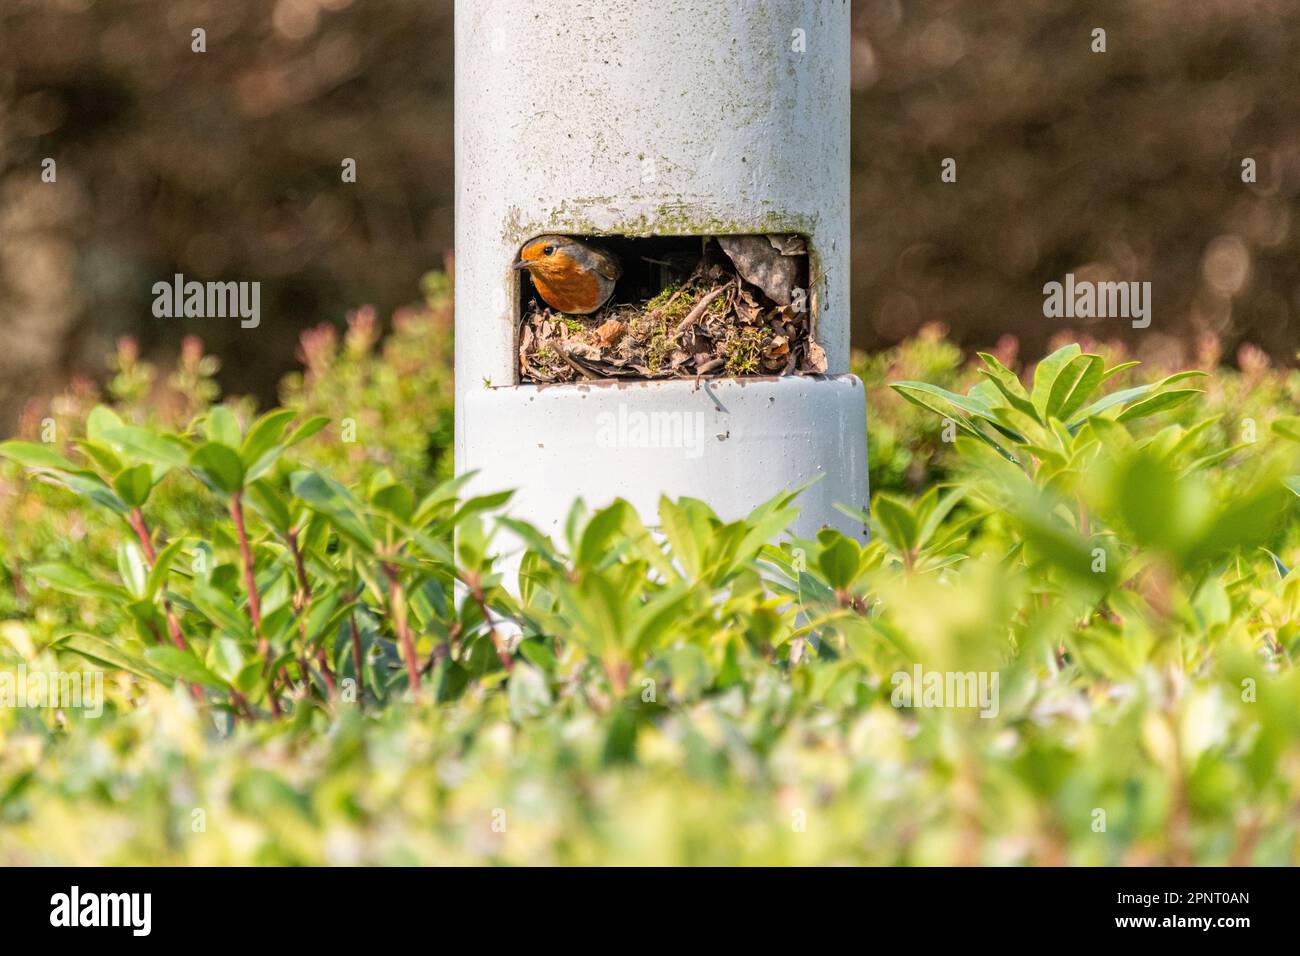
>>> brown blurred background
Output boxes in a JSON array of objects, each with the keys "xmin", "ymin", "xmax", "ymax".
[{"xmin": 1, "ymin": 0, "xmax": 1297, "ymax": 432}]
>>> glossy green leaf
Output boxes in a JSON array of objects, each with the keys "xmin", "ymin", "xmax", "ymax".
[
  {"xmin": 1115, "ymin": 388, "xmax": 1203, "ymax": 423},
  {"xmin": 117, "ymin": 540, "xmax": 149, "ymax": 599},
  {"xmin": 145, "ymin": 645, "xmax": 228, "ymax": 690},
  {"xmin": 190, "ymin": 442, "xmax": 246, "ymax": 495},
  {"xmin": 1030, "ymin": 343, "xmax": 1081, "ymax": 416},
  {"xmin": 0, "ymin": 441, "xmax": 76, "ymax": 472},
  {"xmin": 145, "ymin": 537, "xmax": 188, "ymax": 602},
  {"xmin": 817, "ymin": 533, "xmax": 861, "ymax": 590},
  {"xmin": 1046, "ymin": 353, "xmax": 1105, "ymax": 421},
  {"xmin": 112, "ymin": 463, "xmax": 154, "ymax": 507},
  {"xmin": 104, "ymin": 426, "xmax": 192, "ymax": 469},
  {"xmin": 56, "ymin": 633, "xmax": 170, "ymax": 683},
  {"xmin": 205, "ymin": 406, "xmax": 243, "ymax": 448},
  {"xmin": 290, "ymin": 470, "xmax": 375, "ymax": 551}
]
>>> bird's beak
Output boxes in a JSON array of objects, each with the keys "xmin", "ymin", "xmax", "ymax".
[{"xmin": 512, "ymin": 260, "xmax": 532, "ymax": 271}]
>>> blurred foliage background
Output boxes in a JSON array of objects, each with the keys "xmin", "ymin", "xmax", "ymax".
[
  {"xmin": 2, "ymin": 0, "xmax": 1298, "ymax": 433},
  {"xmin": 0, "ymin": 0, "xmax": 454, "ymax": 430}
]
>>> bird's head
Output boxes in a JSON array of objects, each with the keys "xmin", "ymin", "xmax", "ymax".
[{"xmin": 514, "ymin": 236, "xmax": 583, "ymax": 280}]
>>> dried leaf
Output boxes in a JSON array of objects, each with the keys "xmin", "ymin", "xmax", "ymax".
[
  {"xmin": 764, "ymin": 336, "xmax": 790, "ymax": 360},
  {"xmin": 767, "ymin": 234, "xmax": 807, "ymax": 256},
  {"xmin": 801, "ymin": 341, "xmax": 829, "ymax": 373},
  {"xmin": 717, "ymin": 235, "xmax": 801, "ymax": 306},
  {"xmin": 594, "ymin": 319, "xmax": 626, "ymax": 347}
]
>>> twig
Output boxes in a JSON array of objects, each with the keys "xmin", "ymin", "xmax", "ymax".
[
  {"xmin": 672, "ymin": 286, "xmax": 728, "ymax": 338},
  {"xmin": 629, "ymin": 264, "xmax": 701, "ymax": 333},
  {"xmin": 693, "ymin": 357, "xmax": 725, "ymax": 388},
  {"xmin": 555, "ymin": 345, "xmax": 600, "ymax": 381}
]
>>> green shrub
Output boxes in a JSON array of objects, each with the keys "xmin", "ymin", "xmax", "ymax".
[{"xmin": 1, "ymin": 300, "xmax": 1298, "ymax": 865}]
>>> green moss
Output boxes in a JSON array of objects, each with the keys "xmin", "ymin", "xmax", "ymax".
[
  {"xmin": 504, "ymin": 204, "xmax": 816, "ymax": 244},
  {"xmin": 723, "ymin": 326, "xmax": 768, "ymax": 376},
  {"xmin": 641, "ymin": 282, "xmax": 709, "ymax": 327},
  {"xmin": 532, "ymin": 345, "xmax": 565, "ymax": 377},
  {"xmin": 646, "ymin": 330, "xmax": 672, "ymax": 373},
  {"xmin": 644, "ymin": 281, "xmax": 681, "ymax": 312}
]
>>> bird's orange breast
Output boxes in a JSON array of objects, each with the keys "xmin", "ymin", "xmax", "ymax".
[{"xmin": 532, "ymin": 260, "xmax": 606, "ymax": 314}]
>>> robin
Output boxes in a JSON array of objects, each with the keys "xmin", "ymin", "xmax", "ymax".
[{"xmin": 513, "ymin": 236, "xmax": 621, "ymax": 315}]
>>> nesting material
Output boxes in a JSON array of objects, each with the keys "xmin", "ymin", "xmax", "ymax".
[{"xmin": 518, "ymin": 236, "xmax": 827, "ymax": 384}]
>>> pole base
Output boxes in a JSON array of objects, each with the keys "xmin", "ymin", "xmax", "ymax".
[{"xmin": 460, "ymin": 375, "xmax": 869, "ymax": 545}]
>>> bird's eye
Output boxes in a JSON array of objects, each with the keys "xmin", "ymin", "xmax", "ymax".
[{"xmin": 543, "ymin": 245, "xmax": 555, "ymax": 256}]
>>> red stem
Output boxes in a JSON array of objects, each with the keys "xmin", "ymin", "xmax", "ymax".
[
  {"xmin": 461, "ymin": 571, "xmax": 513, "ymax": 673},
  {"xmin": 229, "ymin": 493, "xmax": 263, "ymax": 634},
  {"xmin": 229, "ymin": 492, "xmax": 282, "ymax": 718},
  {"xmin": 128, "ymin": 508, "xmax": 202, "ymax": 701},
  {"xmin": 315, "ymin": 648, "xmax": 337, "ymax": 695},
  {"xmin": 349, "ymin": 613, "xmax": 365, "ymax": 701},
  {"xmin": 286, "ymin": 527, "xmax": 335, "ymax": 698},
  {"xmin": 287, "ymin": 529, "xmax": 311, "ymax": 602},
  {"xmin": 382, "ymin": 562, "xmax": 421, "ymax": 692}
]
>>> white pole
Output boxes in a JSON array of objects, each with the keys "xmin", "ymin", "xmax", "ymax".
[{"xmin": 455, "ymin": 0, "xmax": 868, "ymax": 544}]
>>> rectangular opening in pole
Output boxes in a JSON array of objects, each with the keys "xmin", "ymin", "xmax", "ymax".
[{"xmin": 514, "ymin": 234, "xmax": 825, "ymax": 384}]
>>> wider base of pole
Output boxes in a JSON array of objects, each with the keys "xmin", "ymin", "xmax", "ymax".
[{"xmin": 459, "ymin": 375, "xmax": 869, "ymax": 546}]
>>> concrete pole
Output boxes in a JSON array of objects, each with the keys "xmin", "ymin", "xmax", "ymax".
[{"xmin": 454, "ymin": 0, "xmax": 868, "ymax": 544}]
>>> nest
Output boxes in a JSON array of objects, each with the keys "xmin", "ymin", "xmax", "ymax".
[{"xmin": 518, "ymin": 237, "xmax": 828, "ymax": 384}]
